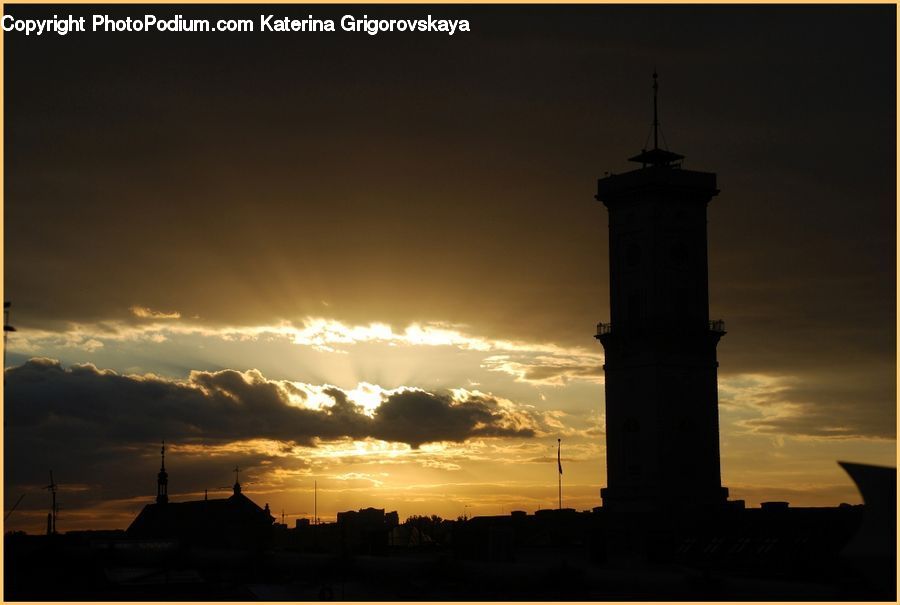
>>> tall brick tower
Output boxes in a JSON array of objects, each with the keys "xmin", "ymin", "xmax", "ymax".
[{"xmin": 595, "ymin": 73, "xmax": 728, "ymax": 512}]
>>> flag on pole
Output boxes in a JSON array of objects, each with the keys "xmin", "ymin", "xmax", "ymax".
[{"xmin": 557, "ymin": 438, "xmax": 563, "ymax": 475}]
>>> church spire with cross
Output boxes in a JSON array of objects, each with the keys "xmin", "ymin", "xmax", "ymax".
[{"xmin": 233, "ymin": 466, "xmax": 242, "ymax": 495}]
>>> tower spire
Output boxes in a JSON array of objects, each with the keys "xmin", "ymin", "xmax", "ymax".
[
  {"xmin": 627, "ymin": 70, "xmax": 684, "ymax": 168},
  {"xmin": 233, "ymin": 466, "xmax": 242, "ymax": 495}
]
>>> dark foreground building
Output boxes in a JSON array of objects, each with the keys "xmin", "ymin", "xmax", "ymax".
[
  {"xmin": 4, "ymin": 440, "xmax": 894, "ymax": 600},
  {"xmin": 127, "ymin": 444, "xmax": 274, "ymax": 550},
  {"xmin": 5, "ymin": 486, "xmax": 892, "ymax": 601}
]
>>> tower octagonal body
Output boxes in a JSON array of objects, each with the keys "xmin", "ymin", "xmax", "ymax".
[{"xmin": 595, "ymin": 161, "xmax": 728, "ymax": 513}]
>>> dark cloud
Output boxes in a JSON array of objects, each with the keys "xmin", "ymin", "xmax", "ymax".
[
  {"xmin": 5, "ymin": 358, "xmax": 534, "ymax": 454},
  {"xmin": 375, "ymin": 390, "xmax": 531, "ymax": 447}
]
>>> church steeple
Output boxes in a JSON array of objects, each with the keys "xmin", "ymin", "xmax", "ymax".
[
  {"xmin": 232, "ymin": 465, "xmax": 242, "ymax": 495},
  {"xmin": 156, "ymin": 440, "xmax": 168, "ymax": 505}
]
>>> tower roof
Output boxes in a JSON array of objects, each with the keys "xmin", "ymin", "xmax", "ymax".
[
  {"xmin": 628, "ymin": 71, "xmax": 684, "ymax": 168},
  {"xmin": 628, "ymin": 147, "xmax": 684, "ymax": 167}
]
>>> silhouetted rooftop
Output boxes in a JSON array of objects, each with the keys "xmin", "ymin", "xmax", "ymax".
[
  {"xmin": 595, "ymin": 164, "xmax": 718, "ymax": 203},
  {"xmin": 628, "ymin": 147, "xmax": 684, "ymax": 167},
  {"xmin": 127, "ymin": 491, "xmax": 273, "ymax": 547}
]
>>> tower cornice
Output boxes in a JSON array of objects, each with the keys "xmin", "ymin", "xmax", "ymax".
[{"xmin": 596, "ymin": 166, "xmax": 718, "ymax": 206}]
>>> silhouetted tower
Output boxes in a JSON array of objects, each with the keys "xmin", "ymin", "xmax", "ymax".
[
  {"xmin": 594, "ymin": 72, "xmax": 728, "ymax": 512},
  {"xmin": 157, "ymin": 441, "xmax": 168, "ymax": 505},
  {"xmin": 233, "ymin": 466, "xmax": 242, "ymax": 495}
]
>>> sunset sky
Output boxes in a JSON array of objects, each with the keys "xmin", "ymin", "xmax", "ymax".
[{"xmin": 3, "ymin": 5, "xmax": 895, "ymax": 533}]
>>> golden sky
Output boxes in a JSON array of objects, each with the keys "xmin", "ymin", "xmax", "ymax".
[{"xmin": 3, "ymin": 5, "xmax": 895, "ymax": 533}]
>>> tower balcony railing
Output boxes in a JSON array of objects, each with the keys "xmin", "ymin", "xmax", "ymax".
[{"xmin": 595, "ymin": 319, "xmax": 725, "ymax": 336}]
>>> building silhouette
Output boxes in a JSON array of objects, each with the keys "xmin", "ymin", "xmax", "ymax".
[
  {"xmin": 127, "ymin": 444, "xmax": 274, "ymax": 549},
  {"xmin": 335, "ymin": 507, "xmax": 400, "ymax": 555},
  {"xmin": 595, "ymin": 73, "xmax": 728, "ymax": 512}
]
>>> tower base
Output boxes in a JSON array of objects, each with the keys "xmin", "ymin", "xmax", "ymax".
[{"xmin": 601, "ymin": 485, "xmax": 729, "ymax": 513}]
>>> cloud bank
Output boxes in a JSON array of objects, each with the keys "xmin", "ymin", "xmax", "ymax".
[{"xmin": 6, "ymin": 358, "xmax": 538, "ymax": 450}]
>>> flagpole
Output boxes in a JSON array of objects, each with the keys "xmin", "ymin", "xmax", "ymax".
[{"xmin": 557, "ymin": 438, "xmax": 562, "ymax": 510}]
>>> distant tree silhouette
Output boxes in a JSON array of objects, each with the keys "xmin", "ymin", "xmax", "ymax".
[{"xmin": 404, "ymin": 515, "xmax": 444, "ymax": 542}]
